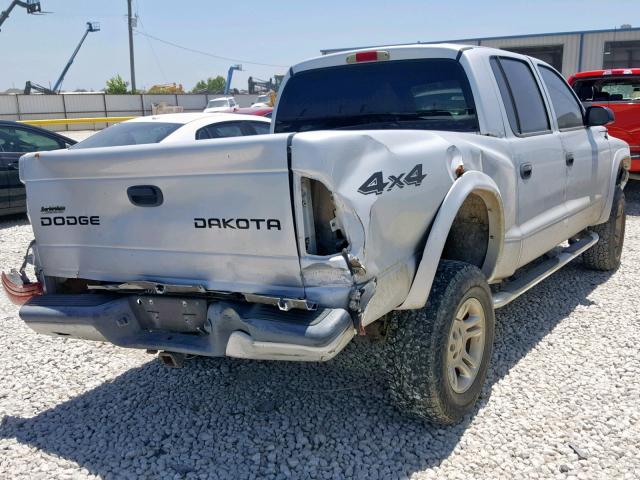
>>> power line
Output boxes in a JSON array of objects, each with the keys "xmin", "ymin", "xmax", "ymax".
[
  {"xmin": 134, "ymin": 4, "xmax": 167, "ymax": 83},
  {"xmin": 133, "ymin": 30, "xmax": 288, "ymax": 69}
]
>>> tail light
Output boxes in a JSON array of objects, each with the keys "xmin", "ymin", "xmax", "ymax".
[
  {"xmin": 2, "ymin": 270, "xmax": 43, "ymax": 305},
  {"xmin": 346, "ymin": 50, "xmax": 390, "ymax": 64}
]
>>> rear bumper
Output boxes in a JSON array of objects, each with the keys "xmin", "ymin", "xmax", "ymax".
[{"xmin": 19, "ymin": 294, "xmax": 355, "ymax": 362}]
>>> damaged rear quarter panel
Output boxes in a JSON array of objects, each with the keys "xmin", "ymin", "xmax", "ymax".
[{"xmin": 291, "ymin": 130, "xmax": 455, "ymax": 313}]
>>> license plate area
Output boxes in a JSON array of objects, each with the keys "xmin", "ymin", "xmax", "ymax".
[{"xmin": 130, "ymin": 296, "xmax": 208, "ymax": 334}]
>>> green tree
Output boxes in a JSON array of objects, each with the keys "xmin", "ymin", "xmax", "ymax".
[
  {"xmin": 105, "ymin": 75, "xmax": 129, "ymax": 94},
  {"xmin": 191, "ymin": 76, "xmax": 226, "ymax": 94}
]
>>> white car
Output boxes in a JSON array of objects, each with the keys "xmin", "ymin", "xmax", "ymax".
[
  {"xmin": 71, "ymin": 113, "xmax": 271, "ymax": 149},
  {"xmin": 203, "ymin": 97, "xmax": 239, "ymax": 113},
  {"xmin": 251, "ymin": 94, "xmax": 272, "ymax": 108}
]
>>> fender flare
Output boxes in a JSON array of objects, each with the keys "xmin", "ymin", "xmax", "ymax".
[
  {"xmin": 398, "ymin": 170, "xmax": 505, "ymax": 310},
  {"xmin": 594, "ymin": 147, "xmax": 630, "ymax": 226}
]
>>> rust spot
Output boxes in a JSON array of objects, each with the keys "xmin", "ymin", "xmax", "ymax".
[{"xmin": 455, "ymin": 164, "xmax": 465, "ymax": 177}]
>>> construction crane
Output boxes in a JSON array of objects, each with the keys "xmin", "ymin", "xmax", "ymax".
[
  {"xmin": 0, "ymin": 0, "xmax": 41, "ymax": 31},
  {"xmin": 248, "ymin": 75, "xmax": 284, "ymax": 94},
  {"xmin": 24, "ymin": 21, "xmax": 99, "ymax": 94},
  {"xmin": 224, "ymin": 64, "xmax": 242, "ymax": 95}
]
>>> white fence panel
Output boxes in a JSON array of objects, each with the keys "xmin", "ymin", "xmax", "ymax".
[
  {"xmin": 177, "ymin": 94, "xmax": 207, "ymax": 111},
  {"xmin": 0, "ymin": 93, "xmax": 270, "ymax": 130},
  {"xmin": 18, "ymin": 95, "xmax": 64, "ymax": 115},
  {"xmin": 105, "ymin": 95, "xmax": 143, "ymax": 116},
  {"xmin": 0, "ymin": 96, "xmax": 19, "ymax": 119},
  {"xmin": 142, "ymin": 95, "xmax": 176, "ymax": 115},
  {"xmin": 64, "ymin": 94, "xmax": 105, "ymax": 114}
]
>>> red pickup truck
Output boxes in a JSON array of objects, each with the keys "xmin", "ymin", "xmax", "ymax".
[{"xmin": 568, "ymin": 68, "xmax": 640, "ymax": 178}]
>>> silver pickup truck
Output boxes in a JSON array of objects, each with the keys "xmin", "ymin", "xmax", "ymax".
[{"xmin": 4, "ymin": 44, "xmax": 630, "ymax": 424}]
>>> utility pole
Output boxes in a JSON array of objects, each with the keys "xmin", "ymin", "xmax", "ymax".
[{"xmin": 127, "ymin": 0, "xmax": 136, "ymax": 93}]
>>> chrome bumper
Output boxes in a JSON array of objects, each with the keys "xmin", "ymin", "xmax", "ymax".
[{"xmin": 19, "ymin": 294, "xmax": 355, "ymax": 362}]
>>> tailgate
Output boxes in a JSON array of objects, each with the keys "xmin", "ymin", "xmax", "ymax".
[{"xmin": 20, "ymin": 133, "xmax": 304, "ymax": 297}]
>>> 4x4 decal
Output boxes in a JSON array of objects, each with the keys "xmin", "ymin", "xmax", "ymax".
[{"xmin": 358, "ymin": 164, "xmax": 427, "ymax": 196}]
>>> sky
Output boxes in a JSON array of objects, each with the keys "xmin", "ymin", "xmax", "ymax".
[{"xmin": 2, "ymin": 0, "xmax": 640, "ymax": 92}]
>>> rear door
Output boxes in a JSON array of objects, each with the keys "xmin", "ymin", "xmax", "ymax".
[
  {"xmin": 490, "ymin": 56, "xmax": 568, "ymax": 266},
  {"xmin": 538, "ymin": 65, "xmax": 607, "ymax": 231}
]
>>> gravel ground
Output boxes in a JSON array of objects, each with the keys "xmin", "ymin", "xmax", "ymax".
[{"xmin": 0, "ymin": 183, "xmax": 639, "ymax": 479}]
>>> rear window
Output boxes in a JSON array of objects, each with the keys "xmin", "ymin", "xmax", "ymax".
[
  {"xmin": 573, "ymin": 76, "xmax": 640, "ymax": 102},
  {"xmin": 71, "ymin": 122, "xmax": 181, "ymax": 149},
  {"xmin": 207, "ymin": 99, "xmax": 229, "ymax": 108},
  {"xmin": 274, "ymin": 59, "xmax": 478, "ymax": 133}
]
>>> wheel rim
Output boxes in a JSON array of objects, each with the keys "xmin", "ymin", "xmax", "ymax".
[
  {"xmin": 613, "ymin": 201, "xmax": 625, "ymax": 262},
  {"xmin": 447, "ymin": 297, "xmax": 486, "ymax": 394}
]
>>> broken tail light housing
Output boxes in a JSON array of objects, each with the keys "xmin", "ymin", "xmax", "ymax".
[
  {"xmin": 300, "ymin": 178, "xmax": 349, "ymax": 255},
  {"xmin": 2, "ymin": 269, "xmax": 43, "ymax": 305}
]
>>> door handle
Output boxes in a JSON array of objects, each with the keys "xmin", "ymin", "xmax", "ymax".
[
  {"xmin": 520, "ymin": 163, "xmax": 533, "ymax": 179},
  {"xmin": 127, "ymin": 185, "xmax": 163, "ymax": 207},
  {"xmin": 7, "ymin": 162, "xmax": 18, "ymax": 170},
  {"xmin": 565, "ymin": 153, "xmax": 575, "ymax": 167}
]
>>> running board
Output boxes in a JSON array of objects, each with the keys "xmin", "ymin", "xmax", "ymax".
[{"xmin": 493, "ymin": 231, "xmax": 599, "ymax": 309}]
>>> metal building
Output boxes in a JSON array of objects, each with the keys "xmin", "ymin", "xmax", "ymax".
[{"xmin": 320, "ymin": 26, "xmax": 640, "ymax": 77}]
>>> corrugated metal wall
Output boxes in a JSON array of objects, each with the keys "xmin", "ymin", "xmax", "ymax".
[
  {"xmin": 481, "ymin": 34, "xmax": 581, "ymax": 76},
  {"xmin": 0, "ymin": 93, "xmax": 261, "ymax": 131},
  {"xmin": 581, "ymin": 29, "xmax": 640, "ymax": 71}
]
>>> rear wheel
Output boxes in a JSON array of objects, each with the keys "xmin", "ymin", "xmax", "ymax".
[
  {"xmin": 384, "ymin": 260, "xmax": 495, "ymax": 424},
  {"xmin": 583, "ymin": 188, "xmax": 625, "ymax": 271}
]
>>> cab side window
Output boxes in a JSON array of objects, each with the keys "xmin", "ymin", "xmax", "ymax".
[
  {"xmin": 490, "ymin": 57, "xmax": 551, "ymax": 135},
  {"xmin": 538, "ymin": 66, "xmax": 584, "ymax": 130}
]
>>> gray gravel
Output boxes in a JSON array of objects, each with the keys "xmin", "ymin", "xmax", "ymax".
[{"xmin": 1, "ymin": 183, "xmax": 640, "ymax": 479}]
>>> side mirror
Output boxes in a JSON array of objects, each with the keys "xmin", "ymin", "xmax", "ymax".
[{"xmin": 585, "ymin": 106, "xmax": 615, "ymax": 127}]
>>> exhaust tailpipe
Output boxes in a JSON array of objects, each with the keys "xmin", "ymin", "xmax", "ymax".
[{"xmin": 158, "ymin": 351, "xmax": 186, "ymax": 368}]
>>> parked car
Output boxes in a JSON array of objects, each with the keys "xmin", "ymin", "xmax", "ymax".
[
  {"xmin": 568, "ymin": 69, "xmax": 640, "ymax": 178},
  {"xmin": 251, "ymin": 94, "xmax": 272, "ymax": 108},
  {"xmin": 5, "ymin": 45, "xmax": 630, "ymax": 425},
  {"xmin": 203, "ymin": 97, "xmax": 239, "ymax": 113},
  {"xmin": 71, "ymin": 113, "xmax": 271, "ymax": 149},
  {"xmin": 235, "ymin": 107, "xmax": 273, "ymax": 117},
  {"xmin": 0, "ymin": 120, "xmax": 76, "ymax": 216}
]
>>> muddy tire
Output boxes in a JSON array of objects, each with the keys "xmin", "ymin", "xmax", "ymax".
[
  {"xmin": 385, "ymin": 260, "xmax": 495, "ymax": 425},
  {"xmin": 583, "ymin": 188, "xmax": 625, "ymax": 271}
]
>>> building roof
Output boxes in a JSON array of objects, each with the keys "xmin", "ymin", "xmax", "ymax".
[{"xmin": 321, "ymin": 26, "xmax": 640, "ymax": 55}]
